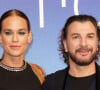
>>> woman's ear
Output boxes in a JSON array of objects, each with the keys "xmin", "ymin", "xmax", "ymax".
[
  {"xmin": 28, "ymin": 31, "xmax": 32, "ymax": 44},
  {"xmin": 63, "ymin": 40, "xmax": 68, "ymax": 52},
  {"xmin": 0, "ymin": 35, "xmax": 2, "ymax": 44}
]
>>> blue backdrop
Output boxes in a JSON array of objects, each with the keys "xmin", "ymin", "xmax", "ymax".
[{"xmin": 0, "ymin": 0, "xmax": 100, "ymax": 74}]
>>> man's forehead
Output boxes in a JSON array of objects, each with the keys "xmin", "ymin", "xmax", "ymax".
[{"xmin": 67, "ymin": 21, "xmax": 97, "ymax": 33}]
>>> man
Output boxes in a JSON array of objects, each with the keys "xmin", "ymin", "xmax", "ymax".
[{"xmin": 42, "ymin": 15, "xmax": 100, "ymax": 90}]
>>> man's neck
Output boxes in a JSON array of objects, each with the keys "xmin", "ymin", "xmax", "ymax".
[{"xmin": 68, "ymin": 60, "xmax": 96, "ymax": 77}]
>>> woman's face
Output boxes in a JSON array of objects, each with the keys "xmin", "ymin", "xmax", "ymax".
[{"xmin": 0, "ymin": 16, "xmax": 32, "ymax": 57}]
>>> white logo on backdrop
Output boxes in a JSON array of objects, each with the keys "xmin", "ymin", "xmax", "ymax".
[
  {"xmin": 39, "ymin": 0, "xmax": 100, "ymax": 28},
  {"xmin": 39, "ymin": 0, "xmax": 44, "ymax": 28},
  {"xmin": 61, "ymin": 0, "xmax": 100, "ymax": 26},
  {"xmin": 61, "ymin": 0, "xmax": 79, "ymax": 15}
]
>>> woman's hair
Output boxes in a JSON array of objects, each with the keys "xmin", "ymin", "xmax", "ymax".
[
  {"xmin": 59, "ymin": 15, "xmax": 100, "ymax": 64},
  {"xmin": 0, "ymin": 9, "xmax": 30, "ymax": 33}
]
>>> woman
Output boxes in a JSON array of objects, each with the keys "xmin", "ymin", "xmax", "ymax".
[{"xmin": 0, "ymin": 9, "xmax": 45, "ymax": 90}]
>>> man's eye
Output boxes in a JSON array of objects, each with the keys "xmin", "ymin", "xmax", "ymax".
[
  {"xmin": 88, "ymin": 35, "xmax": 93, "ymax": 38},
  {"xmin": 19, "ymin": 32, "xmax": 26, "ymax": 35},
  {"xmin": 5, "ymin": 31, "xmax": 12, "ymax": 35}
]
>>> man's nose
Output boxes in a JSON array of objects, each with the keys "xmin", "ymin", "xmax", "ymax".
[{"xmin": 80, "ymin": 38, "xmax": 87, "ymax": 47}]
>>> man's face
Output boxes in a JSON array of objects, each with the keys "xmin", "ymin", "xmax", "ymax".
[{"xmin": 63, "ymin": 21, "xmax": 99, "ymax": 66}]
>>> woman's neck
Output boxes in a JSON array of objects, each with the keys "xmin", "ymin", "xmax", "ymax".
[{"xmin": 1, "ymin": 54, "xmax": 24, "ymax": 67}]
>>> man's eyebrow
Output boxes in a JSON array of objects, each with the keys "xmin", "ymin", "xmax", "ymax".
[
  {"xmin": 71, "ymin": 33, "xmax": 95, "ymax": 36},
  {"xmin": 87, "ymin": 33, "xmax": 95, "ymax": 35}
]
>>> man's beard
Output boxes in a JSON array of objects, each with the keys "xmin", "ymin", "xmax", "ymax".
[{"xmin": 68, "ymin": 47, "xmax": 97, "ymax": 66}]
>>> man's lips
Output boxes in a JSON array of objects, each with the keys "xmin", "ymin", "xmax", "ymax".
[{"xmin": 77, "ymin": 50, "xmax": 90, "ymax": 55}]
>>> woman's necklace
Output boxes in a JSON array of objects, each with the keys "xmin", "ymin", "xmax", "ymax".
[{"xmin": 0, "ymin": 61, "xmax": 27, "ymax": 72}]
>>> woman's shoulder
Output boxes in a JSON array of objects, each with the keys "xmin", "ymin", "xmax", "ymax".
[{"xmin": 28, "ymin": 62, "xmax": 46, "ymax": 84}]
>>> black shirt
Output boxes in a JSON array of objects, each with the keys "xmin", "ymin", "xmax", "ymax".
[
  {"xmin": 0, "ymin": 63, "xmax": 42, "ymax": 90},
  {"xmin": 65, "ymin": 73, "xmax": 96, "ymax": 90}
]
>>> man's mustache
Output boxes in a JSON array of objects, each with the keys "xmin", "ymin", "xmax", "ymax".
[{"xmin": 76, "ymin": 47, "xmax": 93, "ymax": 52}]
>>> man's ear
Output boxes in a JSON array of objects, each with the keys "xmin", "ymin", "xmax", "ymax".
[
  {"xmin": 28, "ymin": 31, "xmax": 32, "ymax": 44},
  {"xmin": 97, "ymin": 47, "xmax": 99, "ymax": 52},
  {"xmin": 63, "ymin": 40, "xmax": 68, "ymax": 52}
]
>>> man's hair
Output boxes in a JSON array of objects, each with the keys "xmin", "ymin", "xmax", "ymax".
[
  {"xmin": 59, "ymin": 15, "xmax": 100, "ymax": 64},
  {"xmin": 0, "ymin": 9, "xmax": 30, "ymax": 33}
]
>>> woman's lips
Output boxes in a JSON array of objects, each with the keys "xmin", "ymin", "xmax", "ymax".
[{"xmin": 10, "ymin": 45, "xmax": 21, "ymax": 50}]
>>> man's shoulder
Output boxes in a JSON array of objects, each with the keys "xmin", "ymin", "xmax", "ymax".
[
  {"xmin": 45, "ymin": 67, "xmax": 68, "ymax": 83},
  {"xmin": 42, "ymin": 67, "xmax": 68, "ymax": 90},
  {"xmin": 48, "ymin": 68, "xmax": 67, "ymax": 77}
]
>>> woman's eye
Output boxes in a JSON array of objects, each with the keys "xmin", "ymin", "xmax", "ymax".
[
  {"xmin": 19, "ymin": 32, "xmax": 26, "ymax": 35},
  {"xmin": 5, "ymin": 31, "xmax": 12, "ymax": 35},
  {"xmin": 72, "ymin": 35, "xmax": 79, "ymax": 39}
]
